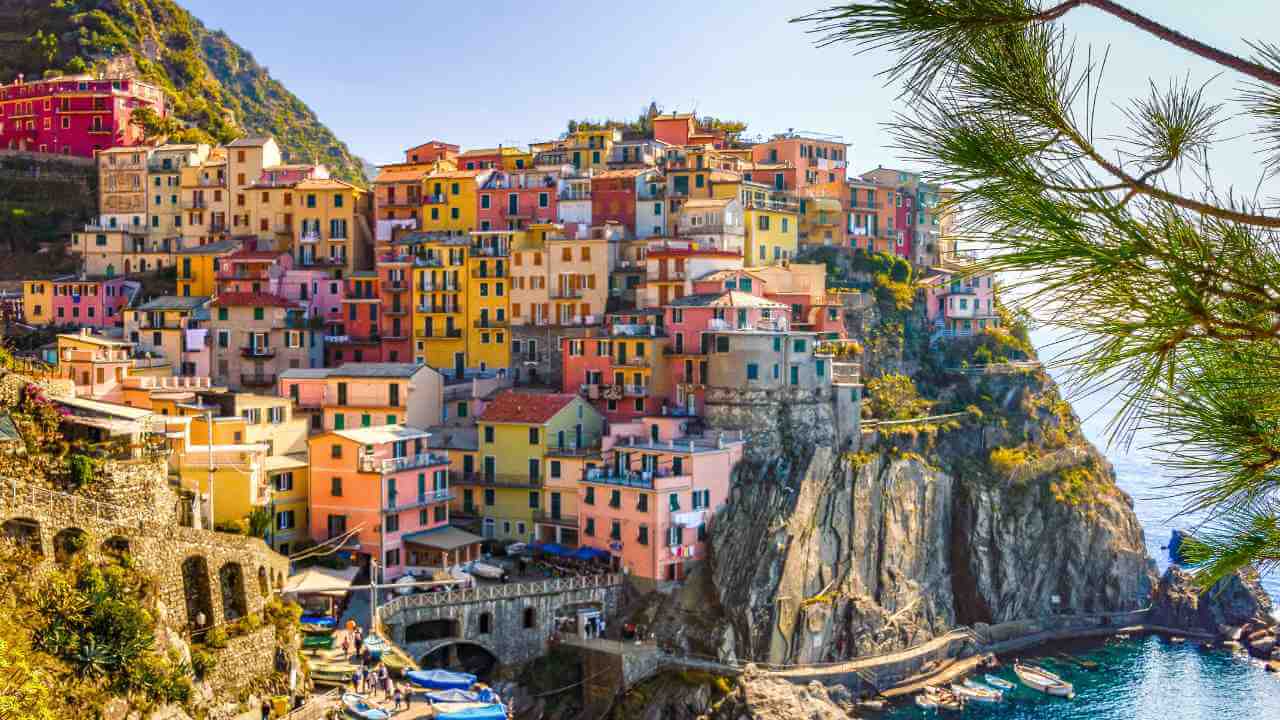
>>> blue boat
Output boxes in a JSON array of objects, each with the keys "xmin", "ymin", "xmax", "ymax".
[
  {"xmin": 406, "ymin": 669, "xmax": 477, "ymax": 690},
  {"xmin": 433, "ymin": 703, "xmax": 506, "ymax": 720}
]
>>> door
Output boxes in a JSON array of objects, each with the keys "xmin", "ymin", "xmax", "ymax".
[
  {"xmin": 483, "ymin": 456, "xmax": 495, "ymax": 480},
  {"xmin": 551, "ymin": 492, "xmax": 562, "ymax": 521}
]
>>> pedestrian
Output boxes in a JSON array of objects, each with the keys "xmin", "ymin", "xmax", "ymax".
[
  {"xmin": 341, "ymin": 633, "xmax": 351, "ymax": 659},
  {"xmin": 353, "ymin": 665, "xmax": 364, "ymax": 694},
  {"xmin": 363, "ymin": 646, "xmax": 373, "ymax": 668},
  {"xmin": 403, "ymin": 683, "xmax": 413, "ymax": 711},
  {"xmin": 355, "ymin": 627, "xmax": 364, "ymax": 654},
  {"xmin": 393, "ymin": 686, "xmax": 403, "ymax": 711},
  {"xmin": 380, "ymin": 664, "xmax": 392, "ymax": 698},
  {"xmin": 260, "ymin": 697, "xmax": 271, "ymax": 720}
]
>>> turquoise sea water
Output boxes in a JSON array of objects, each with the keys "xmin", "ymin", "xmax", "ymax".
[{"xmin": 883, "ymin": 332, "xmax": 1280, "ymax": 716}]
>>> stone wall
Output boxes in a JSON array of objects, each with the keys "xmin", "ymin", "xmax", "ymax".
[
  {"xmin": 205, "ymin": 626, "xmax": 279, "ymax": 700},
  {"xmin": 510, "ymin": 325, "xmax": 596, "ymax": 389},
  {"xmin": 703, "ymin": 385, "xmax": 840, "ymax": 463},
  {"xmin": 383, "ymin": 576, "xmax": 624, "ymax": 666}
]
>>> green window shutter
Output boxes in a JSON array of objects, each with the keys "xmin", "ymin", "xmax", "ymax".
[
  {"xmin": 335, "ymin": 414, "xmax": 345, "ymax": 430},
  {"xmin": 218, "ymin": 308, "xmax": 228, "ymax": 321},
  {"xmin": 253, "ymin": 307, "xmax": 264, "ymax": 320}
]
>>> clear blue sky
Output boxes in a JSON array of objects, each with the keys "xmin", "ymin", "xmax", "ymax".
[{"xmin": 181, "ymin": 0, "xmax": 1267, "ymax": 186}]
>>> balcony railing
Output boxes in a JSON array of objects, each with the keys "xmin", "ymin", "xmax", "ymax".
[
  {"xmin": 550, "ymin": 287, "xmax": 584, "ymax": 299},
  {"xmin": 240, "ymin": 374, "xmax": 277, "ymax": 387},
  {"xmin": 472, "ymin": 318, "xmax": 508, "ymax": 329},
  {"xmin": 623, "ymin": 384, "xmax": 649, "ymax": 397},
  {"xmin": 447, "ymin": 471, "xmax": 542, "ymax": 488},
  {"xmin": 418, "ymin": 281, "xmax": 460, "ymax": 292},
  {"xmin": 417, "ymin": 304, "xmax": 461, "ymax": 314},
  {"xmin": 181, "ymin": 199, "xmax": 208, "ymax": 209},
  {"xmin": 469, "ymin": 267, "xmax": 508, "ymax": 278},
  {"xmin": 362, "ymin": 453, "xmax": 450, "ymax": 475},
  {"xmin": 418, "ymin": 328, "xmax": 463, "ymax": 340},
  {"xmin": 241, "ymin": 346, "xmax": 276, "ymax": 358},
  {"xmin": 384, "ymin": 488, "xmax": 454, "ymax": 512},
  {"xmin": 532, "ymin": 510, "xmax": 578, "ymax": 527},
  {"xmin": 422, "ymin": 193, "xmax": 448, "ymax": 204}
]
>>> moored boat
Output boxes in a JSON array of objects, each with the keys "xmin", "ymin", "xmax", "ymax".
[
  {"xmin": 914, "ymin": 693, "xmax": 937, "ymax": 710},
  {"xmin": 953, "ymin": 681, "xmax": 1002, "ymax": 703},
  {"xmin": 923, "ymin": 685, "xmax": 964, "ymax": 711},
  {"xmin": 1014, "ymin": 662, "xmax": 1074, "ymax": 698},
  {"xmin": 984, "ymin": 674, "xmax": 1015, "ymax": 690},
  {"xmin": 1170, "ymin": 636, "xmax": 1186, "ymax": 644},
  {"xmin": 469, "ymin": 561, "xmax": 505, "ymax": 580},
  {"xmin": 342, "ymin": 692, "xmax": 389, "ymax": 720}
]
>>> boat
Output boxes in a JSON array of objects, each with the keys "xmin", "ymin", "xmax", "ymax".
[
  {"xmin": 341, "ymin": 693, "xmax": 389, "ymax": 720},
  {"xmin": 469, "ymin": 561, "xmax": 505, "ymax": 580},
  {"xmin": 923, "ymin": 686, "xmax": 963, "ymax": 711},
  {"xmin": 363, "ymin": 633, "xmax": 387, "ymax": 659},
  {"xmin": 953, "ymin": 682, "xmax": 1001, "ymax": 703},
  {"xmin": 301, "ymin": 622, "xmax": 336, "ymax": 635},
  {"xmin": 1170, "ymin": 636, "xmax": 1186, "ymax": 644},
  {"xmin": 1014, "ymin": 662, "xmax": 1074, "ymax": 698},
  {"xmin": 856, "ymin": 699, "xmax": 886, "ymax": 711},
  {"xmin": 302, "ymin": 633, "xmax": 335, "ymax": 650},
  {"xmin": 406, "ymin": 669, "xmax": 478, "ymax": 690},
  {"xmin": 984, "ymin": 674, "xmax": 1015, "ymax": 690},
  {"xmin": 395, "ymin": 574, "xmax": 419, "ymax": 596},
  {"xmin": 914, "ymin": 693, "xmax": 938, "ymax": 710}
]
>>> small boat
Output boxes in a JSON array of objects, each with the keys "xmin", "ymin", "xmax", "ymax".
[
  {"xmin": 984, "ymin": 674, "xmax": 1015, "ymax": 690},
  {"xmin": 1014, "ymin": 662, "xmax": 1074, "ymax": 698},
  {"xmin": 341, "ymin": 692, "xmax": 389, "ymax": 720},
  {"xmin": 1115, "ymin": 633, "xmax": 1131, "ymax": 640},
  {"xmin": 856, "ymin": 698, "xmax": 886, "ymax": 711},
  {"xmin": 953, "ymin": 682, "xmax": 1002, "ymax": 703},
  {"xmin": 469, "ymin": 561, "xmax": 505, "ymax": 580},
  {"xmin": 1170, "ymin": 636, "xmax": 1186, "ymax": 644},
  {"xmin": 406, "ymin": 669, "xmax": 478, "ymax": 690},
  {"xmin": 923, "ymin": 685, "xmax": 963, "ymax": 711},
  {"xmin": 914, "ymin": 693, "xmax": 937, "ymax": 710},
  {"xmin": 302, "ymin": 633, "xmax": 335, "ymax": 650}
]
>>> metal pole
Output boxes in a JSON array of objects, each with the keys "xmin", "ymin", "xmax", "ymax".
[
  {"xmin": 370, "ymin": 559, "xmax": 379, "ymax": 636},
  {"xmin": 206, "ymin": 409, "xmax": 214, "ymax": 530}
]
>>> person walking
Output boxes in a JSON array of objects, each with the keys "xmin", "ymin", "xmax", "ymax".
[
  {"xmin": 354, "ymin": 627, "xmax": 364, "ymax": 655},
  {"xmin": 260, "ymin": 698, "xmax": 271, "ymax": 720},
  {"xmin": 402, "ymin": 683, "xmax": 413, "ymax": 712},
  {"xmin": 341, "ymin": 633, "xmax": 351, "ymax": 660},
  {"xmin": 353, "ymin": 665, "xmax": 364, "ymax": 695},
  {"xmin": 392, "ymin": 685, "xmax": 403, "ymax": 712}
]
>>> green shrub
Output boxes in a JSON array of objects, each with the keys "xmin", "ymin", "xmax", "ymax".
[
  {"xmin": 203, "ymin": 626, "xmax": 228, "ymax": 649},
  {"xmin": 190, "ymin": 648, "xmax": 215, "ymax": 678},
  {"xmin": 989, "ymin": 447, "xmax": 1030, "ymax": 479},
  {"xmin": 866, "ymin": 374, "xmax": 930, "ymax": 420}
]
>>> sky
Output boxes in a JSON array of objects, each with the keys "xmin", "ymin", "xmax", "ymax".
[{"xmin": 181, "ymin": 0, "xmax": 1269, "ymax": 189}]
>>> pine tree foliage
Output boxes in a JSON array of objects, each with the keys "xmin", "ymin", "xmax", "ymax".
[{"xmin": 796, "ymin": 0, "xmax": 1280, "ymax": 585}]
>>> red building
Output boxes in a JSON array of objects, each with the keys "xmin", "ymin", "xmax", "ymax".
[
  {"xmin": 0, "ymin": 74, "xmax": 165, "ymax": 157},
  {"xmin": 403, "ymin": 140, "xmax": 458, "ymax": 164},
  {"xmin": 591, "ymin": 169, "xmax": 647, "ymax": 236},
  {"xmin": 328, "ymin": 271, "xmax": 384, "ymax": 365},
  {"xmin": 378, "ymin": 254, "xmax": 412, "ymax": 362}
]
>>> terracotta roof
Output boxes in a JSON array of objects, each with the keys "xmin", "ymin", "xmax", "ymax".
[
  {"xmin": 478, "ymin": 390, "xmax": 578, "ymax": 425},
  {"xmin": 295, "ymin": 178, "xmax": 359, "ymax": 191},
  {"xmin": 593, "ymin": 168, "xmax": 651, "ymax": 180},
  {"xmin": 211, "ymin": 292, "xmax": 297, "ymax": 308},
  {"xmin": 709, "ymin": 170, "xmax": 741, "ymax": 183},
  {"xmin": 227, "ymin": 249, "xmax": 284, "ymax": 261},
  {"xmin": 426, "ymin": 169, "xmax": 488, "ymax": 180},
  {"xmin": 226, "ymin": 136, "xmax": 273, "ymax": 147},
  {"xmin": 681, "ymin": 197, "xmax": 734, "ymax": 209},
  {"xmin": 375, "ymin": 166, "xmax": 430, "ymax": 184},
  {"xmin": 176, "ymin": 238, "xmax": 242, "ymax": 255},
  {"xmin": 697, "ymin": 268, "xmax": 767, "ymax": 283}
]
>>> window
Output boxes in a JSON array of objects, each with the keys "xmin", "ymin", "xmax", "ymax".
[
  {"xmin": 638, "ymin": 525, "xmax": 649, "ymax": 545},
  {"xmin": 692, "ymin": 489, "xmax": 711, "ymax": 510},
  {"xmin": 385, "ymin": 548, "xmax": 400, "ymax": 567},
  {"xmin": 669, "ymin": 493, "xmax": 680, "ymax": 511},
  {"xmin": 481, "ymin": 194, "xmax": 490, "ymax": 209},
  {"xmin": 585, "ymin": 486, "xmax": 595, "ymax": 505},
  {"xmin": 528, "ymin": 491, "xmax": 539, "ymax": 509},
  {"xmin": 637, "ymin": 493, "xmax": 648, "ymax": 512},
  {"xmin": 610, "ymin": 520, "xmax": 621, "ymax": 540},
  {"xmin": 330, "ymin": 476, "xmax": 343, "ymax": 496},
  {"xmin": 479, "ymin": 613, "xmax": 492, "ymax": 634},
  {"xmin": 484, "ymin": 488, "xmax": 495, "ymax": 506},
  {"xmin": 747, "ymin": 363, "xmax": 759, "ymax": 380},
  {"xmin": 715, "ymin": 336, "xmax": 730, "ymax": 353},
  {"xmin": 484, "ymin": 426, "xmax": 494, "ymax": 443},
  {"xmin": 522, "ymin": 607, "xmax": 536, "ymax": 628},
  {"xmin": 331, "ymin": 444, "xmax": 343, "ymax": 459},
  {"xmin": 550, "ymin": 460, "xmax": 561, "ymax": 478},
  {"xmin": 253, "ymin": 307, "xmax": 264, "ymax": 321},
  {"xmin": 276, "ymin": 510, "xmax": 295, "ymax": 530},
  {"xmin": 584, "ymin": 517, "xmax": 595, "ymax": 536},
  {"xmin": 385, "ymin": 514, "xmax": 399, "ymax": 533},
  {"xmin": 528, "ymin": 427, "xmax": 539, "ymax": 444},
  {"xmin": 218, "ymin": 308, "xmax": 228, "ymax": 321},
  {"xmin": 793, "ymin": 339, "xmax": 807, "ymax": 353}
]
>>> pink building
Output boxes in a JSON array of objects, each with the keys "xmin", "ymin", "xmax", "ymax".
[
  {"xmin": 923, "ymin": 268, "xmax": 1000, "ymax": 339},
  {"xmin": 307, "ymin": 425, "xmax": 477, "ymax": 579},
  {"xmin": 46, "ymin": 276, "xmax": 139, "ymax": 328},
  {"xmin": 328, "ymin": 271, "xmax": 383, "ymax": 365},
  {"xmin": 476, "ymin": 170, "xmax": 560, "ymax": 231},
  {"xmin": 576, "ymin": 416, "xmax": 744, "ymax": 585},
  {"xmin": 561, "ymin": 311, "xmax": 674, "ymax": 423},
  {"xmin": 0, "ymin": 74, "xmax": 165, "ymax": 157}
]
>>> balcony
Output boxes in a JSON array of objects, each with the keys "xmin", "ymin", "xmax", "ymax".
[
  {"xmin": 195, "ymin": 176, "xmax": 225, "ymax": 188},
  {"xmin": 209, "ymin": 223, "xmax": 228, "ymax": 234},
  {"xmin": 616, "ymin": 356, "xmax": 652, "ymax": 368},
  {"xmin": 623, "ymin": 384, "xmax": 649, "ymax": 397},
  {"xmin": 469, "ymin": 267, "xmax": 508, "ymax": 278},
  {"xmin": 418, "ymin": 281, "xmax": 460, "ymax": 292},
  {"xmin": 273, "ymin": 224, "xmax": 295, "ymax": 235},
  {"xmin": 240, "ymin": 374, "xmax": 276, "ymax": 387},
  {"xmin": 582, "ymin": 469, "xmax": 657, "ymax": 489},
  {"xmin": 550, "ymin": 287, "xmax": 584, "ymax": 299},
  {"xmin": 559, "ymin": 190, "xmax": 591, "ymax": 201},
  {"xmin": 298, "ymin": 232, "xmax": 320, "ymax": 244},
  {"xmin": 181, "ymin": 198, "xmax": 208, "ymax": 210},
  {"xmin": 532, "ymin": 510, "xmax": 578, "ymax": 527},
  {"xmin": 362, "ymin": 452, "xmax": 450, "ymax": 475},
  {"xmin": 384, "ymin": 488, "xmax": 454, "ymax": 512},
  {"xmin": 384, "ymin": 306, "xmax": 409, "ymax": 316},
  {"xmin": 384, "ymin": 280, "xmax": 408, "ymax": 292},
  {"xmin": 241, "ymin": 346, "xmax": 276, "ymax": 358},
  {"xmin": 422, "ymin": 193, "xmax": 448, "ymax": 204},
  {"xmin": 417, "ymin": 304, "xmax": 461, "ymax": 314},
  {"xmin": 419, "ymin": 328, "xmax": 463, "ymax": 340},
  {"xmin": 448, "ymin": 471, "xmax": 543, "ymax": 488},
  {"xmin": 472, "ymin": 318, "xmax": 508, "ymax": 329},
  {"xmin": 217, "ymin": 270, "xmax": 269, "ymax": 281}
]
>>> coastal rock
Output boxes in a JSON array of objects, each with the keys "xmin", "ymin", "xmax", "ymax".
[
  {"xmin": 689, "ymin": 366, "xmax": 1154, "ymax": 666},
  {"xmin": 1149, "ymin": 566, "xmax": 1274, "ymax": 635},
  {"xmin": 1168, "ymin": 529, "xmax": 1190, "ymax": 563}
]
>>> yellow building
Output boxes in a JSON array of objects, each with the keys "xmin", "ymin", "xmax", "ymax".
[
  {"xmin": 740, "ymin": 182, "xmax": 799, "ymax": 265},
  {"xmin": 241, "ymin": 173, "xmax": 369, "ymax": 273},
  {"xmin": 403, "ymin": 233, "xmax": 470, "ymax": 370},
  {"xmin": 179, "ymin": 149, "xmax": 230, "ymax": 249},
  {"xmin": 566, "ymin": 128, "xmax": 619, "ymax": 171},
  {"xmin": 465, "ymin": 231, "xmax": 512, "ymax": 372},
  {"xmin": 453, "ymin": 390, "xmax": 605, "ymax": 542},
  {"xmin": 420, "ymin": 170, "xmax": 486, "ymax": 234},
  {"xmin": 265, "ymin": 455, "xmax": 309, "ymax": 554},
  {"xmin": 123, "ymin": 296, "xmax": 210, "ymax": 376},
  {"xmin": 22, "ymin": 279, "xmax": 52, "ymax": 326},
  {"xmin": 147, "ymin": 144, "xmax": 209, "ymax": 248},
  {"xmin": 176, "ymin": 237, "xmax": 240, "ymax": 297}
]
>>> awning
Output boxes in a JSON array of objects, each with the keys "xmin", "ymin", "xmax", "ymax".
[
  {"xmin": 532, "ymin": 542, "xmax": 570, "ymax": 557},
  {"xmin": 282, "ymin": 566, "xmax": 359, "ymax": 598},
  {"xmin": 571, "ymin": 546, "xmax": 610, "ymax": 562},
  {"xmin": 401, "ymin": 525, "xmax": 484, "ymax": 552}
]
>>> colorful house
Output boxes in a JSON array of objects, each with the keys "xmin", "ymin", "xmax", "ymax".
[
  {"xmin": 923, "ymin": 266, "xmax": 1000, "ymax": 340},
  {"xmin": 54, "ymin": 330, "xmax": 134, "ymax": 400},
  {"xmin": 123, "ymin": 296, "xmax": 211, "ymax": 377},
  {"xmin": 278, "ymin": 362, "xmax": 443, "ymax": 433},
  {"xmin": 23, "ymin": 276, "xmax": 139, "ymax": 328},
  {"xmin": 307, "ymin": 425, "xmax": 463, "ymax": 579},
  {"xmin": 421, "ymin": 170, "xmax": 488, "ymax": 234},
  {"xmin": 477, "ymin": 170, "xmax": 561, "ymax": 231},
  {"xmin": 452, "ymin": 391, "xmax": 605, "ymax": 543},
  {"xmin": 176, "ymin": 237, "xmax": 241, "ymax": 297},
  {"xmin": 576, "ymin": 417, "xmax": 745, "ymax": 585},
  {"xmin": 0, "ymin": 74, "xmax": 166, "ymax": 157}
]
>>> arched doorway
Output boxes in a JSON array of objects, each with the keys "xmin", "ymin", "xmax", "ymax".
[
  {"xmin": 2, "ymin": 518, "xmax": 42, "ymax": 554},
  {"xmin": 182, "ymin": 555, "xmax": 214, "ymax": 631},
  {"xmin": 219, "ymin": 562, "xmax": 247, "ymax": 621},
  {"xmin": 53, "ymin": 527, "xmax": 88, "ymax": 563},
  {"xmin": 102, "ymin": 535, "xmax": 130, "ymax": 563},
  {"xmin": 405, "ymin": 619, "xmax": 457, "ymax": 643},
  {"xmin": 419, "ymin": 641, "xmax": 499, "ymax": 679}
]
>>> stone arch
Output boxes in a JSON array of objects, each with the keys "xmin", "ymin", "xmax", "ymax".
[
  {"xmin": 52, "ymin": 527, "xmax": 88, "ymax": 564},
  {"xmin": 101, "ymin": 535, "xmax": 130, "ymax": 562},
  {"xmin": 478, "ymin": 611, "xmax": 492, "ymax": 635},
  {"xmin": 218, "ymin": 561, "xmax": 247, "ymax": 621},
  {"xmin": 419, "ymin": 640, "xmax": 499, "ymax": 678},
  {"xmin": 522, "ymin": 606, "xmax": 536, "ymax": 629},
  {"xmin": 258, "ymin": 566, "xmax": 270, "ymax": 596},
  {"xmin": 182, "ymin": 555, "xmax": 214, "ymax": 631},
  {"xmin": 406, "ymin": 618, "xmax": 458, "ymax": 643},
  {"xmin": 2, "ymin": 517, "xmax": 43, "ymax": 555}
]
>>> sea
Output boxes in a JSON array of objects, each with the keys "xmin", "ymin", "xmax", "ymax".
[{"xmin": 884, "ymin": 329, "xmax": 1280, "ymax": 718}]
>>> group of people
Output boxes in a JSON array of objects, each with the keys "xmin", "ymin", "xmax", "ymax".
[{"xmin": 342, "ymin": 623, "xmax": 414, "ymax": 712}]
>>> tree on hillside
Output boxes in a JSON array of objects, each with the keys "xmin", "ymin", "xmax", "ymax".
[{"xmin": 796, "ymin": 0, "xmax": 1280, "ymax": 584}]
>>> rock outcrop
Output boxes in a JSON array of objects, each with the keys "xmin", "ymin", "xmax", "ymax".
[
  {"xmin": 1149, "ymin": 565, "xmax": 1275, "ymax": 636},
  {"xmin": 661, "ymin": 365, "xmax": 1155, "ymax": 667}
]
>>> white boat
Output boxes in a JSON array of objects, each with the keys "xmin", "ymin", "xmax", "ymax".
[
  {"xmin": 953, "ymin": 681, "xmax": 1002, "ymax": 703},
  {"xmin": 915, "ymin": 693, "xmax": 938, "ymax": 710},
  {"xmin": 984, "ymin": 674, "xmax": 1015, "ymax": 690},
  {"xmin": 395, "ymin": 574, "xmax": 418, "ymax": 596},
  {"xmin": 1170, "ymin": 636, "xmax": 1186, "ymax": 644},
  {"xmin": 857, "ymin": 699, "xmax": 886, "ymax": 711},
  {"xmin": 1014, "ymin": 662, "xmax": 1074, "ymax": 698},
  {"xmin": 342, "ymin": 692, "xmax": 389, "ymax": 720},
  {"xmin": 469, "ymin": 561, "xmax": 505, "ymax": 580}
]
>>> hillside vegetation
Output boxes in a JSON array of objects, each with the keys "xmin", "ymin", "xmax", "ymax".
[{"xmin": 0, "ymin": 0, "xmax": 366, "ymax": 184}]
